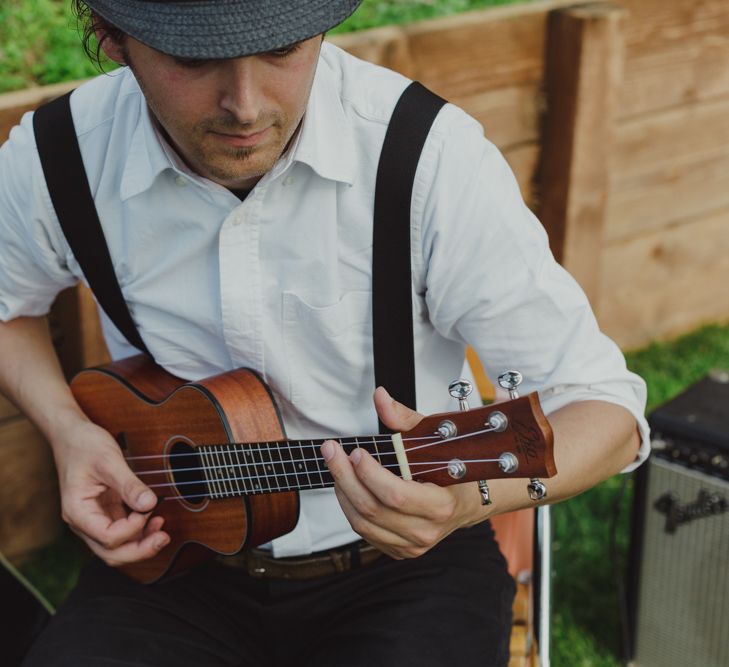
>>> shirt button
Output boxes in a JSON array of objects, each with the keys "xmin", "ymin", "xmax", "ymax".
[
  {"xmin": 175, "ymin": 175, "xmax": 187, "ymax": 187},
  {"xmin": 283, "ymin": 176, "xmax": 295, "ymax": 187}
]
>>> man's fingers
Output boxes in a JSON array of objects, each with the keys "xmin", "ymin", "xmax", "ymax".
[
  {"xmin": 70, "ymin": 505, "xmax": 152, "ymax": 550},
  {"xmin": 96, "ymin": 456, "xmax": 158, "ymax": 513},
  {"xmin": 352, "ymin": 447, "xmax": 457, "ymax": 522},
  {"xmin": 333, "ymin": 487, "xmax": 412, "ymax": 558},
  {"xmin": 373, "ymin": 386, "xmax": 423, "ymax": 432},
  {"xmin": 84, "ymin": 527, "xmax": 171, "ymax": 568}
]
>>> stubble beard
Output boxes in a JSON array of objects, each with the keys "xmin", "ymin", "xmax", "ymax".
[{"xmin": 123, "ymin": 44, "xmax": 288, "ymax": 186}]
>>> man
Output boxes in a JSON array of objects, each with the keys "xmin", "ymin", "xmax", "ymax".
[{"xmin": 0, "ymin": 1, "xmax": 649, "ymax": 665}]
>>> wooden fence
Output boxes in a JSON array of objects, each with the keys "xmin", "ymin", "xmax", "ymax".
[{"xmin": 2, "ymin": 0, "xmax": 729, "ymax": 558}]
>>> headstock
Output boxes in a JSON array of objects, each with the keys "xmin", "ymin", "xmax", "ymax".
[{"xmin": 400, "ymin": 373, "xmax": 556, "ymax": 500}]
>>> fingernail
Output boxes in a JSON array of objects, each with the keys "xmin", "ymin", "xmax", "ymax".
[
  {"xmin": 139, "ymin": 491, "xmax": 156, "ymax": 507},
  {"xmin": 350, "ymin": 448, "xmax": 363, "ymax": 465},
  {"xmin": 321, "ymin": 440, "xmax": 335, "ymax": 461},
  {"xmin": 154, "ymin": 535, "xmax": 169, "ymax": 549}
]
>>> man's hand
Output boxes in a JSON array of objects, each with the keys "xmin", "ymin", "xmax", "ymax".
[
  {"xmin": 52, "ymin": 417, "xmax": 170, "ymax": 567},
  {"xmin": 321, "ymin": 387, "xmax": 476, "ymax": 559}
]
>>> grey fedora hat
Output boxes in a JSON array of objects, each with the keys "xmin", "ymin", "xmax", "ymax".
[{"xmin": 84, "ymin": 0, "xmax": 363, "ymax": 59}]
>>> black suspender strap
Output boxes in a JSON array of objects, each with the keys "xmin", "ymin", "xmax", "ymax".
[
  {"xmin": 32, "ymin": 92, "xmax": 151, "ymax": 357},
  {"xmin": 373, "ymin": 81, "xmax": 447, "ymax": 432}
]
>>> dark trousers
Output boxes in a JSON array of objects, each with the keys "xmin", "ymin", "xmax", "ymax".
[{"xmin": 23, "ymin": 522, "xmax": 514, "ymax": 667}]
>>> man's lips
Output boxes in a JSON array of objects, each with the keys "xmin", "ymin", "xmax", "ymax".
[{"xmin": 210, "ymin": 126, "xmax": 271, "ymax": 147}]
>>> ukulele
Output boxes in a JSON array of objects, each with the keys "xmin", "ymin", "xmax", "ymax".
[{"xmin": 70, "ymin": 355, "xmax": 556, "ymax": 584}]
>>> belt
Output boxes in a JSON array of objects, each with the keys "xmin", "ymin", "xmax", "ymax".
[{"xmin": 216, "ymin": 540, "xmax": 384, "ymax": 580}]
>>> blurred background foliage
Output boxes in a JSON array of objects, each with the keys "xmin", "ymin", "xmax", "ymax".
[{"xmin": 0, "ymin": 0, "xmax": 529, "ymax": 93}]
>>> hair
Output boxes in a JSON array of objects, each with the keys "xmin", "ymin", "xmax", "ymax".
[{"xmin": 71, "ymin": 0, "xmax": 128, "ymax": 70}]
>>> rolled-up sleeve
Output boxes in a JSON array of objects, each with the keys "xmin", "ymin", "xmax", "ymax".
[
  {"xmin": 0, "ymin": 112, "xmax": 78, "ymax": 321},
  {"xmin": 415, "ymin": 106, "xmax": 650, "ymax": 470}
]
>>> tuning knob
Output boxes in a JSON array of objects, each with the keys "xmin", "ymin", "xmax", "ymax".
[
  {"xmin": 498, "ymin": 371, "xmax": 546, "ymax": 500},
  {"xmin": 528, "ymin": 478, "xmax": 547, "ymax": 501},
  {"xmin": 448, "ymin": 379, "xmax": 473, "ymax": 412},
  {"xmin": 498, "ymin": 370, "xmax": 523, "ymax": 399}
]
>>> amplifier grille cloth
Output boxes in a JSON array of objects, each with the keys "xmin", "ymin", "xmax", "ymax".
[{"xmin": 635, "ymin": 458, "xmax": 729, "ymax": 666}]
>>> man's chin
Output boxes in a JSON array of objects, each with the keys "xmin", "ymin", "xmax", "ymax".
[{"xmin": 201, "ymin": 159, "xmax": 272, "ymax": 189}]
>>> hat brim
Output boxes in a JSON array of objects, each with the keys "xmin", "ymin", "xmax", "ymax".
[{"xmin": 86, "ymin": 0, "xmax": 362, "ymax": 59}]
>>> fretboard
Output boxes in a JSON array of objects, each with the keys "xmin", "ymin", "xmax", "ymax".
[{"xmin": 198, "ymin": 437, "xmax": 399, "ymax": 500}]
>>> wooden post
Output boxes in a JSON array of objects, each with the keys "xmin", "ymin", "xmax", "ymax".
[{"xmin": 537, "ymin": 2, "xmax": 626, "ymax": 307}]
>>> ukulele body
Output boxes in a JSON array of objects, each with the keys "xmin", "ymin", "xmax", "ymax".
[{"xmin": 70, "ymin": 355, "xmax": 299, "ymax": 583}]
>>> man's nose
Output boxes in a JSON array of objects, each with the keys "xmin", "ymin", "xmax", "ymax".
[{"xmin": 219, "ymin": 58, "xmax": 262, "ymax": 124}]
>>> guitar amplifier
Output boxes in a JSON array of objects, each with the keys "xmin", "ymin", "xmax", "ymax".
[{"xmin": 629, "ymin": 370, "xmax": 729, "ymax": 667}]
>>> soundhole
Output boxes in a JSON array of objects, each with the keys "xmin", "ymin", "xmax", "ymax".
[{"xmin": 169, "ymin": 441, "xmax": 208, "ymax": 505}]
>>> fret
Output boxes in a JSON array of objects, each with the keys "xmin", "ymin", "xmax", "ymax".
[
  {"xmin": 269, "ymin": 441, "xmax": 289, "ymax": 492},
  {"xmin": 376, "ymin": 436, "xmax": 401, "ymax": 480},
  {"xmin": 222, "ymin": 445, "xmax": 238, "ymax": 496},
  {"xmin": 223, "ymin": 445, "xmax": 243, "ymax": 496},
  {"xmin": 248, "ymin": 443, "xmax": 265, "ymax": 494},
  {"xmin": 199, "ymin": 446, "xmax": 215, "ymax": 500},
  {"xmin": 244, "ymin": 447, "xmax": 256, "ymax": 494},
  {"xmin": 275, "ymin": 440, "xmax": 295, "ymax": 491},
  {"xmin": 262, "ymin": 442, "xmax": 281, "ymax": 493},
  {"xmin": 299, "ymin": 440, "xmax": 321, "ymax": 489},
  {"xmin": 289, "ymin": 441, "xmax": 306, "ymax": 490},
  {"xmin": 200, "ymin": 446, "xmax": 222, "ymax": 499},
  {"xmin": 371, "ymin": 435, "xmax": 382, "ymax": 465},
  {"xmin": 297, "ymin": 439, "xmax": 314, "ymax": 491},
  {"xmin": 311, "ymin": 439, "xmax": 326, "ymax": 489},
  {"xmin": 232, "ymin": 444, "xmax": 250, "ymax": 496},
  {"xmin": 214, "ymin": 446, "xmax": 232, "ymax": 497}
]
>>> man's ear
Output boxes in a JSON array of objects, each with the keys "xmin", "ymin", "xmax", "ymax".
[{"xmin": 95, "ymin": 27, "xmax": 126, "ymax": 65}]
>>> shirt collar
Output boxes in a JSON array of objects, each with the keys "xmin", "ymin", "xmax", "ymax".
[
  {"xmin": 288, "ymin": 55, "xmax": 357, "ymax": 186},
  {"xmin": 119, "ymin": 52, "xmax": 357, "ymax": 201},
  {"xmin": 119, "ymin": 75, "xmax": 174, "ymax": 202}
]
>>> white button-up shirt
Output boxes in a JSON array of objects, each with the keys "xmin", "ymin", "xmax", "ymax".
[{"xmin": 0, "ymin": 42, "xmax": 649, "ymax": 556}]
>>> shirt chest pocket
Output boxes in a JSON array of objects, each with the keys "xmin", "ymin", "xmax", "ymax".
[{"xmin": 282, "ymin": 290, "xmax": 373, "ymax": 409}]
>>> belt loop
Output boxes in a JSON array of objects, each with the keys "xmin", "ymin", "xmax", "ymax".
[
  {"xmin": 349, "ymin": 543, "xmax": 362, "ymax": 569},
  {"xmin": 330, "ymin": 549, "xmax": 347, "ymax": 573}
]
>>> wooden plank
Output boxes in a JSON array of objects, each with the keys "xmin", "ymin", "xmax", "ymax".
[
  {"xmin": 607, "ymin": 94, "xmax": 729, "ymax": 242},
  {"xmin": 607, "ymin": 148, "xmax": 729, "ymax": 243},
  {"xmin": 329, "ymin": 26, "xmax": 416, "ymax": 77},
  {"xmin": 0, "ymin": 418, "xmax": 62, "ymax": 560},
  {"xmin": 622, "ymin": 0, "xmax": 729, "ymax": 49},
  {"xmin": 620, "ymin": 31, "xmax": 729, "ymax": 119},
  {"xmin": 450, "ymin": 83, "xmax": 542, "ymax": 150},
  {"xmin": 537, "ymin": 2, "xmax": 627, "ymax": 306},
  {"xmin": 613, "ymin": 94, "xmax": 729, "ymax": 181},
  {"xmin": 599, "ymin": 206, "xmax": 729, "ymax": 350},
  {"xmin": 0, "ymin": 80, "xmax": 82, "ymax": 144},
  {"xmin": 619, "ymin": 0, "xmax": 729, "ymax": 117},
  {"xmin": 405, "ymin": 6, "xmax": 552, "ymax": 100}
]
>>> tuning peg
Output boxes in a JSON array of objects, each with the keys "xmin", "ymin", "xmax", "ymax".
[
  {"xmin": 528, "ymin": 478, "xmax": 547, "ymax": 501},
  {"xmin": 448, "ymin": 379, "xmax": 473, "ymax": 412},
  {"xmin": 498, "ymin": 370, "xmax": 523, "ymax": 400}
]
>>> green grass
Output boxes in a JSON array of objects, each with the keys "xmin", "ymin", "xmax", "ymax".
[
  {"xmin": 0, "ymin": 0, "xmax": 101, "ymax": 93},
  {"xmin": 18, "ymin": 321, "xmax": 729, "ymax": 665},
  {"xmin": 0, "ymin": 0, "xmax": 533, "ymax": 93}
]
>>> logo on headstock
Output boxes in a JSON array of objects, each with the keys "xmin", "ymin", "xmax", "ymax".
[{"xmin": 512, "ymin": 420, "xmax": 541, "ymax": 464}]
